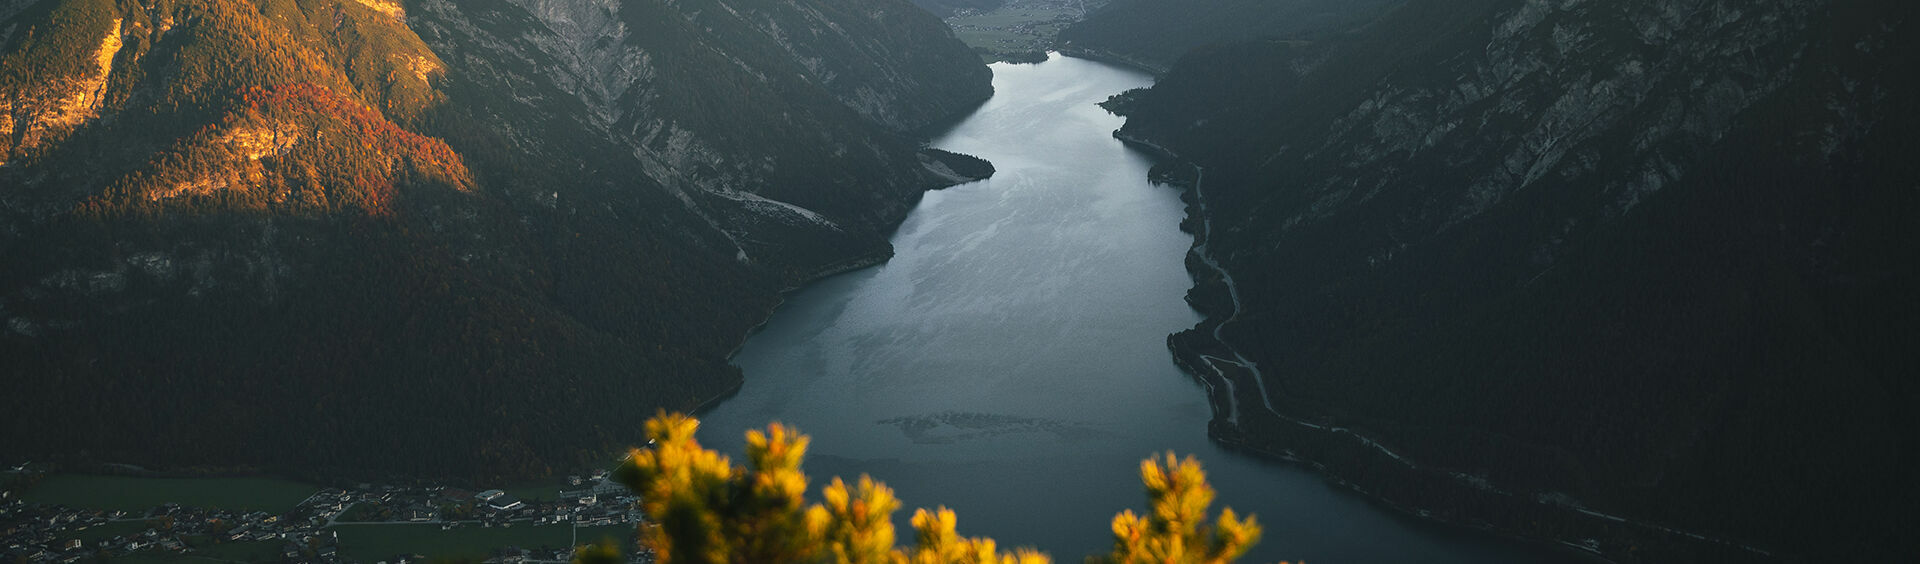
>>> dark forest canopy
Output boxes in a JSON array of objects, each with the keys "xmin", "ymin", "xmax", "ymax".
[
  {"xmin": 1112, "ymin": 0, "xmax": 1919, "ymax": 560},
  {"xmin": 1058, "ymin": 0, "xmax": 1401, "ymax": 72}
]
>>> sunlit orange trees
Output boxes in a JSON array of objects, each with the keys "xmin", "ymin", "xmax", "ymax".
[{"xmin": 591, "ymin": 411, "xmax": 1270, "ymax": 564}]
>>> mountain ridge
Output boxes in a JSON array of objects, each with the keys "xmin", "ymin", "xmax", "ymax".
[
  {"xmin": 1109, "ymin": 0, "xmax": 1918, "ymax": 560},
  {"xmin": 0, "ymin": 0, "xmax": 993, "ymax": 483}
]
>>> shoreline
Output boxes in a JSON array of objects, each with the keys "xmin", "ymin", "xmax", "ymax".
[
  {"xmin": 716, "ymin": 143, "xmax": 995, "ymax": 366},
  {"xmin": 1054, "ymin": 46, "xmax": 1169, "ymax": 77},
  {"xmin": 697, "ymin": 248, "xmax": 888, "ymax": 420},
  {"xmin": 706, "ymin": 142, "xmax": 996, "ymax": 412},
  {"xmin": 1117, "ymin": 132, "xmax": 1772, "ymax": 563},
  {"xmin": 719, "ymin": 247, "xmax": 895, "ymax": 364}
]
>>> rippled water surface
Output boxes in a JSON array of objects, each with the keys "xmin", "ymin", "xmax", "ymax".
[{"xmin": 700, "ymin": 55, "xmax": 1567, "ymax": 563}]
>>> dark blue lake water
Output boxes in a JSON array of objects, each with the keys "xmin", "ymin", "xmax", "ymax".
[{"xmin": 699, "ymin": 54, "xmax": 1568, "ymax": 564}]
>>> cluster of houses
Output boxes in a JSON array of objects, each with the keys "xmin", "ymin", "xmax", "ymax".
[
  {"xmin": 0, "ymin": 496, "xmax": 336, "ymax": 563},
  {"xmin": 0, "ymin": 471, "xmax": 650, "ymax": 564}
]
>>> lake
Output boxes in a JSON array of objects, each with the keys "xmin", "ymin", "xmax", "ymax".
[{"xmin": 700, "ymin": 54, "xmax": 1569, "ymax": 563}]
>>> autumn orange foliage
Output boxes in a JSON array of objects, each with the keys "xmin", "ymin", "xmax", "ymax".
[{"xmin": 81, "ymin": 82, "xmax": 471, "ymax": 217}]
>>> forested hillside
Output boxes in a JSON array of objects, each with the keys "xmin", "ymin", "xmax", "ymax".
[
  {"xmin": 1110, "ymin": 0, "xmax": 1919, "ymax": 560},
  {"xmin": 1057, "ymin": 0, "xmax": 1399, "ymax": 72},
  {"xmin": 0, "ymin": 0, "xmax": 991, "ymax": 482}
]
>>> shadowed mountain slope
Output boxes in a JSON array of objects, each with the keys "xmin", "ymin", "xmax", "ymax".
[
  {"xmin": 1110, "ymin": 0, "xmax": 1919, "ymax": 560},
  {"xmin": 0, "ymin": 0, "xmax": 991, "ymax": 482}
]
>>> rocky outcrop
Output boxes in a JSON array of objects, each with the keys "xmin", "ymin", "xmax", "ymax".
[
  {"xmin": 351, "ymin": 0, "xmax": 404, "ymax": 20},
  {"xmin": 1269, "ymin": 0, "xmax": 1823, "ymax": 230},
  {"xmin": 412, "ymin": 0, "xmax": 990, "ymax": 270},
  {"xmin": 1, "ymin": 17, "xmax": 122, "ymax": 166},
  {"xmin": 495, "ymin": 0, "xmax": 646, "ymax": 127}
]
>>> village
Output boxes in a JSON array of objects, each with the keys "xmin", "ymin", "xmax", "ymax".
[
  {"xmin": 0, "ymin": 469, "xmax": 652, "ymax": 564},
  {"xmin": 941, "ymin": 0, "xmax": 1106, "ymax": 62}
]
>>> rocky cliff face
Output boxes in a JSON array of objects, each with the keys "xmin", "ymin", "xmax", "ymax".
[
  {"xmin": 0, "ymin": 0, "xmax": 991, "ymax": 481},
  {"xmin": 411, "ymin": 0, "xmax": 992, "ymax": 272},
  {"xmin": 1114, "ymin": 0, "xmax": 1918, "ymax": 560},
  {"xmin": 0, "ymin": 16, "xmax": 120, "ymax": 165}
]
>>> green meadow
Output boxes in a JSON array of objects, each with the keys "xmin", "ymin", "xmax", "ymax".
[
  {"xmin": 332, "ymin": 523, "xmax": 633, "ymax": 560},
  {"xmin": 19, "ymin": 475, "xmax": 317, "ymax": 513}
]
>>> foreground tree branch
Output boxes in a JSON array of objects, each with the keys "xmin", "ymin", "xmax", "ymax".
[{"xmin": 584, "ymin": 411, "xmax": 1278, "ymax": 564}]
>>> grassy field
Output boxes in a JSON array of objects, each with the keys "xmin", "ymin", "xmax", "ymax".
[
  {"xmin": 186, "ymin": 539, "xmax": 284, "ymax": 562},
  {"xmin": 334, "ymin": 501, "xmax": 388, "ymax": 522},
  {"xmin": 946, "ymin": 2, "xmax": 1086, "ymax": 60},
  {"xmin": 66, "ymin": 520, "xmax": 153, "ymax": 543},
  {"xmin": 503, "ymin": 483, "xmax": 563, "ymax": 502},
  {"xmin": 50, "ymin": 522, "xmax": 635, "ymax": 562},
  {"xmin": 111, "ymin": 539, "xmax": 283, "ymax": 564},
  {"xmin": 19, "ymin": 475, "xmax": 317, "ymax": 513},
  {"xmin": 332, "ymin": 523, "xmax": 633, "ymax": 560}
]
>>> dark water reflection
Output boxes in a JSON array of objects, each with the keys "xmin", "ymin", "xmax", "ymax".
[{"xmin": 700, "ymin": 54, "xmax": 1569, "ymax": 563}]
